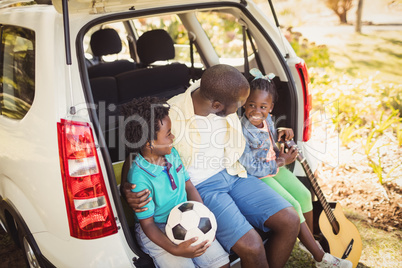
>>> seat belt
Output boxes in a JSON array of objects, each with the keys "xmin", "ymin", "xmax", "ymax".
[
  {"xmin": 127, "ymin": 34, "xmax": 143, "ymax": 68},
  {"xmin": 242, "ymin": 25, "xmax": 250, "ymax": 80},
  {"xmin": 188, "ymin": 31, "xmax": 196, "ymax": 82},
  {"xmin": 246, "ymin": 29, "xmax": 265, "ymax": 75}
]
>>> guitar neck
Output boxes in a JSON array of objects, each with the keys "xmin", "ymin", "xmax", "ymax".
[{"xmin": 298, "ymin": 156, "xmax": 338, "ymax": 226}]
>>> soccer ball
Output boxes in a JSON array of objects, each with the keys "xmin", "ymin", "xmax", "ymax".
[{"xmin": 165, "ymin": 201, "xmax": 217, "ymax": 246}]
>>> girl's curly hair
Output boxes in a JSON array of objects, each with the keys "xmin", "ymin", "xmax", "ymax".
[
  {"xmin": 249, "ymin": 78, "xmax": 278, "ymax": 103},
  {"xmin": 120, "ymin": 96, "xmax": 170, "ymax": 155}
]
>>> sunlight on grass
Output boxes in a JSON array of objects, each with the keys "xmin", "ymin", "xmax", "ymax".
[
  {"xmin": 329, "ymin": 31, "xmax": 402, "ymax": 84},
  {"xmin": 346, "ymin": 210, "xmax": 402, "ymax": 267},
  {"xmin": 287, "ymin": 209, "xmax": 402, "ymax": 268}
]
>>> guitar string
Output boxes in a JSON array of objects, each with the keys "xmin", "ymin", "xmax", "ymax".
[
  {"xmin": 290, "ymin": 141, "xmax": 336, "ymax": 223},
  {"xmin": 304, "ymin": 164, "xmax": 336, "ymax": 222}
]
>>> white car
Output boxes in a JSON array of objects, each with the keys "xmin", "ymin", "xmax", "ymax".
[{"xmin": 0, "ymin": 0, "xmax": 315, "ymax": 267}]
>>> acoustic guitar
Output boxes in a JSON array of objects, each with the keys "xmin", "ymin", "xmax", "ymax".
[{"xmin": 282, "ymin": 140, "xmax": 362, "ymax": 268}]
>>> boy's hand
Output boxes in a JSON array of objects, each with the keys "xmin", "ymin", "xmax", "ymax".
[
  {"xmin": 278, "ymin": 143, "xmax": 297, "ymax": 166},
  {"xmin": 122, "ymin": 182, "xmax": 151, "ymax": 213},
  {"xmin": 175, "ymin": 238, "xmax": 209, "ymax": 258},
  {"xmin": 278, "ymin": 128, "xmax": 294, "ymax": 142}
]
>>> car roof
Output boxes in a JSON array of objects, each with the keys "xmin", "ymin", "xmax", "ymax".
[{"xmin": 51, "ymin": 0, "xmax": 240, "ymax": 14}]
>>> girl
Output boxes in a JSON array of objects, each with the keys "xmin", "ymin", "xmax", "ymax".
[{"xmin": 239, "ymin": 68, "xmax": 352, "ymax": 268}]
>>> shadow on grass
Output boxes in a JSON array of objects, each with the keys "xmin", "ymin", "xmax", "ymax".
[
  {"xmin": 377, "ymin": 47, "xmax": 402, "ymax": 58},
  {"xmin": 383, "ymin": 38, "xmax": 402, "ymax": 46}
]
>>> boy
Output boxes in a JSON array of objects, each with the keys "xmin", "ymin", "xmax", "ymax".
[{"xmin": 122, "ymin": 97, "xmax": 229, "ymax": 268}]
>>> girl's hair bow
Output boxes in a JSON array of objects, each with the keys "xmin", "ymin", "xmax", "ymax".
[{"xmin": 250, "ymin": 68, "xmax": 275, "ymax": 81}]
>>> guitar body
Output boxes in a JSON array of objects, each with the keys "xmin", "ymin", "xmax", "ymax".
[
  {"xmin": 318, "ymin": 202, "xmax": 362, "ymax": 268},
  {"xmin": 282, "ymin": 139, "xmax": 362, "ymax": 268}
]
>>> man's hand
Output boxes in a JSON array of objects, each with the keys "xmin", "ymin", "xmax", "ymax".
[
  {"xmin": 277, "ymin": 128, "xmax": 294, "ymax": 142},
  {"xmin": 122, "ymin": 182, "xmax": 151, "ymax": 213}
]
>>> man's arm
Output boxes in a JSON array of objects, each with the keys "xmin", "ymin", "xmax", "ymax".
[
  {"xmin": 185, "ymin": 180, "xmax": 203, "ymax": 203},
  {"xmin": 121, "ymin": 155, "xmax": 151, "ymax": 213}
]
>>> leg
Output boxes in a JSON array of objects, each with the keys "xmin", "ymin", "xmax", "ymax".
[
  {"xmin": 261, "ymin": 174, "xmax": 323, "ymax": 262},
  {"xmin": 193, "ymin": 239, "xmax": 230, "ymax": 268},
  {"xmin": 303, "ymin": 210, "xmax": 314, "ymax": 233},
  {"xmin": 260, "ymin": 175, "xmax": 306, "ymax": 223},
  {"xmin": 135, "ymin": 223, "xmax": 195, "ymax": 268},
  {"xmin": 231, "ymin": 229, "xmax": 268, "ymax": 268},
  {"xmin": 272, "ymin": 167, "xmax": 313, "ymax": 213},
  {"xmin": 298, "ymin": 222, "xmax": 324, "ymax": 262},
  {"xmin": 264, "ymin": 207, "xmax": 300, "ymax": 268},
  {"xmin": 195, "ymin": 171, "xmax": 268, "ymax": 268},
  {"xmin": 228, "ymin": 175, "xmax": 297, "ymax": 268}
]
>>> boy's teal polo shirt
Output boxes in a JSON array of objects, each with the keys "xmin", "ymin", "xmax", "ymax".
[{"xmin": 127, "ymin": 148, "xmax": 190, "ymax": 223}]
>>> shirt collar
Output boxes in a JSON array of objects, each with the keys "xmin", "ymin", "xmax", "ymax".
[
  {"xmin": 241, "ymin": 115, "xmax": 268, "ymax": 138},
  {"xmin": 177, "ymin": 80, "xmax": 200, "ymax": 121},
  {"xmin": 135, "ymin": 153, "xmax": 169, "ymax": 177}
]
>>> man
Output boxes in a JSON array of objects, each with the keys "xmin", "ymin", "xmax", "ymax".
[{"xmin": 122, "ymin": 64, "xmax": 300, "ymax": 268}]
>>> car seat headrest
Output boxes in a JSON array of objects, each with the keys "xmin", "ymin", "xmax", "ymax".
[
  {"xmin": 90, "ymin": 28, "xmax": 122, "ymax": 57},
  {"xmin": 136, "ymin": 29, "xmax": 175, "ymax": 65}
]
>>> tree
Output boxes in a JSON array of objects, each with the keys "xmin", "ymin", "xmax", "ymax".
[
  {"xmin": 325, "ymin": 0, "xmax": 354, "ymax": 24},
  {"xmin": 355, "ymin": 0, "xmax": 364, "ymax": 33}
]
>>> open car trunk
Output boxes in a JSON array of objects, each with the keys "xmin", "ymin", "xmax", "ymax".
[{"xmin": 65, "ymin": 1, "xmax": 301, "ymax": 266}]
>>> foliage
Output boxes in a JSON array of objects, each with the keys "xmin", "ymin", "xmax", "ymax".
[
  {"xmin": 324, "ymin": 0, "xmax": 354, "ymax": 24},
  {"xmin": 363, "ymin": 109, "xmax": 402, "ymax": 184},
  {"xmin": 197, "ymin": 11, "xmax": 251, "ymax": 59},
  {"xmin": 380, "ymin": 83, "xmax": 402, "ymax": 115},
  {"xmin": 134, "ymin": 11, "xmax": 248, "ymax": 62},
  {"xmin": 397, "ymin": 124, "xmax": 402, "ymax": 146},
  {"xmin": 307, "ymin": 64, "xmax": 402, "ymax": 184},
  {"xmin": 285, "ymin": 27, "xmax": 333, "ymax": 69}
]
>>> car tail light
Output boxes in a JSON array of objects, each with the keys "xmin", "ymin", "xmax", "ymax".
[
  {"xmin": 296, "ymin": 60, "xmax": 312, "ymax": 142},
  {"xmin": 57, "ymin": 119, "xmax": 117, "ymax": 239}
]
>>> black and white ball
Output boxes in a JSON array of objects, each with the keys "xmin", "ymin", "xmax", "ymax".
[{"xmin": 165, "ymin": 201, "xmax": 217, "ymax": 246}]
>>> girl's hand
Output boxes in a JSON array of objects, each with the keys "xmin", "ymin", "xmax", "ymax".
[
  {"xmin": 174, "ymin": 238, "xmax": 209, "ymax": 258},
  {"xmin": 277, "ymin": 143, "xmax": 297, "ymax": 166},
  {"xmin": 278, "ymin": 128, "xmax": 294, "ymax": 142}
]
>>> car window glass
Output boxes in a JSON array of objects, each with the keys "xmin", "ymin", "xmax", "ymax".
[
  {"xmin": 197, "ymin": 11, "xmax": 253, "ymax": 66},
  {"xmin": 132, "ymin": 15, "xmax": 202, "ymax": 66},
  {"xmin": 0, "ymin": 25, "xmax": 35, "ymax": 120}
]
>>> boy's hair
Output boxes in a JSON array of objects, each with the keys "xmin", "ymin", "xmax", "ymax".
[
  {"xmin": 200, "ymin": 64, "xmax": 249, "ymax": 105},
  {"xmin": 121, "ymin": 96, "xmax": 170, "ymax": 155},
  {"xmin": 249, "ymin": 78, "xmax": 278, "ymax": 103}
]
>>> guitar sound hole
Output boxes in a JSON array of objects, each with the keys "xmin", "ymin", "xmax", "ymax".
[{"xmin": 332, "ymin": 220, "xmax": 340, "ymax": 235}]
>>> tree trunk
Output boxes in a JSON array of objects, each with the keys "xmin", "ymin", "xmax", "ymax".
[
  {"xmin": 355, "ymin": 0, "xmax": 364, "ymax": 33},
  {"xmin": 339, "ymin": 11, "xmax": 348, "ymax": 24}
]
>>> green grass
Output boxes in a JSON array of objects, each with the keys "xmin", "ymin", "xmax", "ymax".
[
  {"xmin": 287, "ymin": 210, "xmax": 402, "ymax": 267},
  {"xmin": 287, "ymin": 27, "xmax": 402, "ymax": 268},
  {"xmin": 328, "ymin": 31, "xmax": 402, "ymax": 84}
]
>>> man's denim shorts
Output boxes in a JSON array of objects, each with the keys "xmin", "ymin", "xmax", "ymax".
[
  {"xmin": 135, "ymin": 222, "xmax": 229, "ymax": 268},
  {"xmin": 195, "ymin": 170, "xmax": 292, "ymax": 252}
]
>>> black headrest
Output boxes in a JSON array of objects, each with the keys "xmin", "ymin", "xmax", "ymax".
[
  {"xmin": 136, "ymin": 29, "xmax": 175, "ymax": 65},
  {"xmin": 90, "ymin": 28, "xmax": 122, "ymax": 57}
]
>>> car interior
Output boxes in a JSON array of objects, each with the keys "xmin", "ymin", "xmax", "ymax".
[{"xmin": 79, "ymin": 7, "xmax": 296, "ymax": 265}]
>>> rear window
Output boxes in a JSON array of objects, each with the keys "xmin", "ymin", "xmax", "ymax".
[
  {"xmin": 197, "ymin": 11, "xmax": 253, "ymax": 65},
  {"xmin": 0, "ymin": 25, "xmax": 35, "ymax": 120}
]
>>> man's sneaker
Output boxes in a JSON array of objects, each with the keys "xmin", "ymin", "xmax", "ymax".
[{"xmin": 315, "ymin": 253, "xmax": 353, "ymax": 268}]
